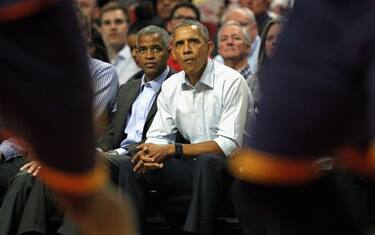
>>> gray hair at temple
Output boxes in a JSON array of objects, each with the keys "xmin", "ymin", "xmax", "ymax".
[
  {"xmin": 217, "ymin": 21, "xmax": 251, "ymax": 48},
  {"xmin": 173, "ymin": 19, "xmax": 210, "ymax": 42},
  {"xmin": 220, "ymin": 6, "xmax": 256, "ymax": 25},
  {"xmin": 137, "ymin": 25, "xmax": 171, "ymax": 49}
]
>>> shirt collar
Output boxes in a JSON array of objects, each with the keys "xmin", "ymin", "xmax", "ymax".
[
  {"xmin": 238, "ymin": 64, "xmax": 252, "ymax": 78},
  {"xmin": 182, "ymin": 59, "xmax": 214, "ymax": 89},
  {"xmin": 117, "ymin": 45, "xmax": 130, "ymax": 60},
  {"xmin": 249, "ymin": 36, "xmax": 261, "ymax": 56},
  {"xmin": 141, "ymin": 66, "xmax": 169, "ymax": 92}
]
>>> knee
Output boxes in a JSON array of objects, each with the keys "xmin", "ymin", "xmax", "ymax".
[
  {"xmin": 8, "ymin": 172, "xmax": 34, "ymax": 190},
  {"xmin": 194, "ymin": 154, "xmax": 226, "ymax": 170},
  {"xmin": 118, "ymin": 157, "xmax": 135, "ymax": 174}
]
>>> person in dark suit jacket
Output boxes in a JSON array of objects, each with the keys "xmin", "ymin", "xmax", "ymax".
[
  {"xmin": 97, "ymin": 25, "xmax": 175, "ymax": 178},
  {"xmin": 58, "ymin": 24, "xmax": 176, "ymax": 235}
]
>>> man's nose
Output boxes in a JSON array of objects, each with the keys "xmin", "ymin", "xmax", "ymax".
[
  {"xmin": 146, "ymin": 49, "xmax": 155, "ymax": 59},
  {"xmin": 110, "ymin": 22, "xmax": 117, "ymax": 29},
  {"xmin": 183, "ymin": 43, "xmax": 192, "ymax": 54},
  {"xmin": 226, "ymin": 38, "xmax": 235, "ymax": 45}
]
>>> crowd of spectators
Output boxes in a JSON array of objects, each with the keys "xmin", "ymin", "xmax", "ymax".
[{"xmin": 6, "ymin": 1, "xmax": 371, "ymax": 235}]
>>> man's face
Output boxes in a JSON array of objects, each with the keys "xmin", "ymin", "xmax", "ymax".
[
  {"xmin": 167, "ymin": 7, "xmax": 198, "ymax": 32},
  {"xmin": 74, "ymin": 0, "xmax": 98, "ymax": 20},
  {"xmin": 172, "ymin": 25, "xmax": 213, "ymax": 79},
  {"xmin": 127, "ymin": 34, "xmax": 139, "ymax": 65},
  {"xmin": 157, "ymin": 0, "xmax": 181, "ymax": 20},
  {"xmin": 224, "ymin": 10, "xmax": 256, "ymax": 42},
  {"xmin": 218, "ymin": 25, "xmax": 250, "ymax": 62},
  {"xmin": 137, "ymin": 33, "xmax": 169, "ymax": 80},
  {"xmin": 265, "ymin": 23, "xmax": 282, "ymax": 58},
  {"xmin": 100, "ymin": 9, "xmax": 128, "ymax": 50}
]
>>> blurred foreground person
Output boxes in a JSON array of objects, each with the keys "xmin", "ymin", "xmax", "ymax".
[
  {"xmin": 0, "ymin": 1, "xmax": 136, "ymax": 235},
  {"xmin": 230, "ymin": 0, "xmax": 373, "ymax": 234}
]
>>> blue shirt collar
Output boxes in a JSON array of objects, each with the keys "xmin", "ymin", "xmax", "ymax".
[{"xmin": 141, "ymin": 66, "xmax": 169, "ymax": 92}]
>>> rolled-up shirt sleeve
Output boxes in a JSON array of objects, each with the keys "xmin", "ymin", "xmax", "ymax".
[{"xmin": 214, "ymin": 76, "xmax": 253, "ymax": 156}]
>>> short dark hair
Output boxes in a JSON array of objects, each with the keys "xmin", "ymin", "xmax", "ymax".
[
  {"xmin": 137, "ymin": 25, "xmax": 170, "ymax": 49},
  {"xmin": 99, "ymin": 2, "xmax": 128, "ymax": 24},
  {"xmin": 73, "ymin": 3, "xmax": 91, "ymax": 43},
  {"xmin": 169, "ymin": 1, "xmax": 201, "ymax": 22},
  {"xmin": 128, "ymin": 21, "xmax": 152, "ymax": 37},
  {"xmin": 173, "ymin": 19, "xmax": 209, "ymax": 41}
]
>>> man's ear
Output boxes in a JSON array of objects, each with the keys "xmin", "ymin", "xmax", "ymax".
[
  {"xmin": 171, "ymin": 46, "xmax": 177, "ymax": 60},
  {"xmin": 207, "ymin": 41, "xmax": 214, "ymax": 57},
  {"xmin": 246, "ymin": 44, "xmax": 251, "ymax": 54},
  {"xmin": 166, "ymin": 20, "xmax": 173, "ymax": 34}
]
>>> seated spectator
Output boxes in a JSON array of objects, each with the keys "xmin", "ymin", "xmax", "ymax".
[
  {"xmin": 166, "ymin": 1, "xmax": 201, "ymax": 72},
  {"xmin": 121, "ymin": 20, "xmax": 252, "ymax": 235},
  {"xmin": 217, "ymin": 21, "xmax": 252, "ymax": 80},
  {"xmin": 166, "ymin": 1, "xmax": 200, "ymax": 34},
  {"xmin": 215, "ymin": 6, "xmax": 261, "ymax": 75},
  {"xmin": 155, "ymin": 0, "xmax": 186, "ymax": 26},
  {"xmin": 98, "ymin": 24, "xmax": 174, "ymax": 163},
  {"xmin": 239, "ymin": 0, "xmax": 272, "ymax": 34},
  {"xmin": 100, "ymin": 2, "xmax": 141, "ymax": 85},
  {"xmin": 248, "ymin": 18, "xmax": 283, "ymax": 107},
  {"xmin": 125, "ymin": 20, "xmax": 155, "ymax": 81}
]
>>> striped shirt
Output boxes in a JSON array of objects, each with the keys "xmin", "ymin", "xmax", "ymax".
[
  {"xmin": 88, "ymin": 57, "xmax": 118, "ymax": 119},
  {"xmin": 0, "ymin": 57, "xmax": 118, "ymax": 161}
]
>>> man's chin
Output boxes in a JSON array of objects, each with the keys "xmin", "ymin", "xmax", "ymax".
[{"xmin": 108, "ymin": 41, "xmax": 125, "ymax": 50}]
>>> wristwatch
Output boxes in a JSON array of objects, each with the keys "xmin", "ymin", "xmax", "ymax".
[{"xmin": 174, "ymin": 143, "xmax": 183, "ymax": 159}]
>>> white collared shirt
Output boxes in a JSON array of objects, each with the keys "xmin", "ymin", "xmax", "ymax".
[
  {"xmin": 146, "ymin": 59, "xmax": 253, "ymax": 156},
  {"xmin": 111, "ymin": 45, "xmax": 141, "ymax": 86}
]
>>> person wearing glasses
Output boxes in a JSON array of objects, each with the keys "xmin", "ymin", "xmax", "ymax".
[{"xmin": 165, "ymin": 1, "xmax": 201, "ymax": 72}]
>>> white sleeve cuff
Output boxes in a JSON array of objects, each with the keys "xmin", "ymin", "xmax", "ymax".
[{"xmin": 214, "ymin": 136, "xmax": 238, "ymax": 157}]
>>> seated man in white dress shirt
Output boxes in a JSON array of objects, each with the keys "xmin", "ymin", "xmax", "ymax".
[{"xmin": 120, "ymin": 19, "xmax": 253, "ymax": 235}]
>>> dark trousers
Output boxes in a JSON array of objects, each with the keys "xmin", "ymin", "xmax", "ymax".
[
  {"xmin": 0, "ymin": 154, "xmax": 133, "ymax": 235},
  {"xmin": 0, "ymin": 172, "xmax": 56, "ymax": 235},
  {"xmin": 58, "ymin": 154, "xmax": 133, "ymax": 235},
  {"xmin": 0, "ymin": 156, "xmax": 26, "ymax": 204},
  {"xmin": 231, "ymin": 170, "xmax": 367, "ymax": 235},
  {"xmin": 119, "ymin": 153, "xmax": 228, "ymax": 235}
]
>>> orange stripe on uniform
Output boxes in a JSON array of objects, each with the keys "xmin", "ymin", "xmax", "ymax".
[
  {"xmin": 0, "ymin": 0, "xmax": 56, "ymax": 23},
  {"xmin": 37, "ymin": 161, "xmax": 108, "ymax": 196},
  {"xmin": 229, "ymin": 148, "xmax": 323, "ymax": 185},
  {"xmin": 336, "ymin": 144, "xmax": 375, "ymax": 178},
  {"xmin": 230, "ymin": 143, "xmax": 375, "ymax": 185}
]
